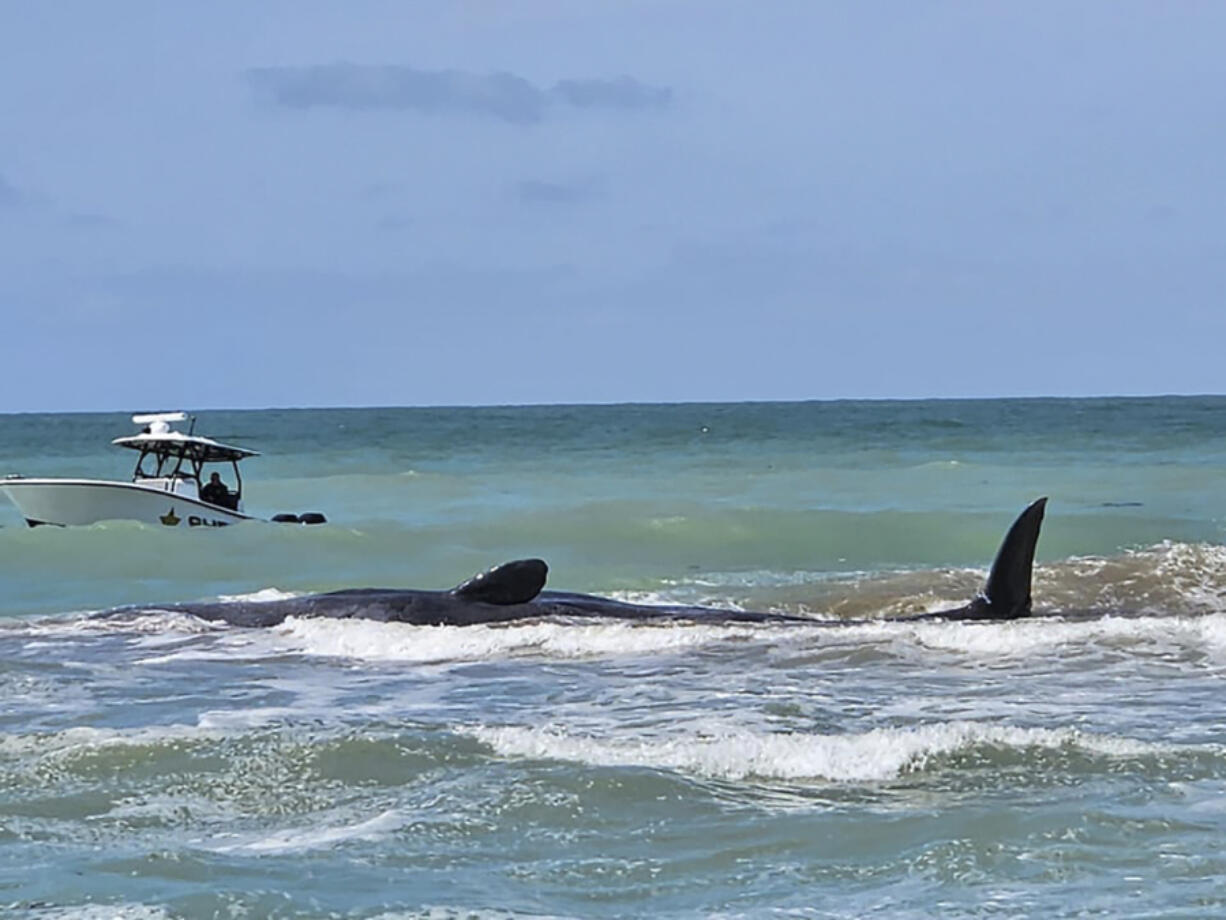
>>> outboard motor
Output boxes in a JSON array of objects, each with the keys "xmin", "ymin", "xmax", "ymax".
[{"xmin": 270, "ymin": 512, "xmax": 327, "ymax": 525}]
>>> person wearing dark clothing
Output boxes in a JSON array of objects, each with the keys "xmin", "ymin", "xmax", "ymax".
[{"xmin": 200, "ymin": 472, "xmax": 231, "ymax": 507}]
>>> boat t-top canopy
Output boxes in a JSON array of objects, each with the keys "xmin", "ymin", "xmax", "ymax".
[{"xmin": 112, "ymin": 413, "xmax": 259, "ymax": 464}]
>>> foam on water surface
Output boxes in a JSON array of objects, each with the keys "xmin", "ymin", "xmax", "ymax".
[
  {"xmin": 273, "ymin": 615, "xmax": 775, "ymax": 663},
  {"xmin": 466, "ymin": 720, "xmax": 1192, "ymax": 783},
  {"xmin": 204, "ymin": 808, "xmax": 405, "ymax": 855}
]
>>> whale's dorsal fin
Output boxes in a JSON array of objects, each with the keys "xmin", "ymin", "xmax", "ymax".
[
  {"xmin": 451, "ymin": 558, "xmax": 548, "ymax": 605},
  {"xmin": 978, "ymin": 497, "xmax": 1047, "ymax": 618}
]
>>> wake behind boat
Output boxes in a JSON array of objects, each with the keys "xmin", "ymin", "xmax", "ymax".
[{"xmin": 0, "ymin": 412, "xmax": 326, "ymax": 528}]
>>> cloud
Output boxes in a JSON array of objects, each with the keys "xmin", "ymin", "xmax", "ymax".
[
  {"xmin": 245, "ymin": 64, "xmax": 546, "ymax": 123},
  {"xmin": 244, "ymin": 64, "xmax": 671, "ymax": 124}
]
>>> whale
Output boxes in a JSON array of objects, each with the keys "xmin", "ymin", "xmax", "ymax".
[{"xmin": 127, "ymin": 498, "xmax": 1048, "ymax": 629}]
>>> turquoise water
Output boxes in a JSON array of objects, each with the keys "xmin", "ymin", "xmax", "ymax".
[{"xmin": 2, "ymin": 397, "xmax": 1226, "ymax": 917}]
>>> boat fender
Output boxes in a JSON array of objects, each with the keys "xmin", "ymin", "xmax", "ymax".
[
  {"xmin": 271, "ymin": 513, "xmax": 300, "ymax": 523},
  {"xmin": 299, "ymin": 512, "xmax": 327, "ymax": 525}
]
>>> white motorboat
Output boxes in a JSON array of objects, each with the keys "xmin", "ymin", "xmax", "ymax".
[{"xmin": 1, "ymin": 412, "xmax": 321, "ymax": 529}]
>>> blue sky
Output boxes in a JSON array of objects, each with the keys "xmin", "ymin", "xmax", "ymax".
[{"xmin": 2, "ymin": 1, "xmax": 1224, "ymax": 411}]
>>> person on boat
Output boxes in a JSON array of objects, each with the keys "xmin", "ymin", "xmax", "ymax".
[{"xmin": 200, "ymin": 472, "xmax": 232, "ymax": 507}]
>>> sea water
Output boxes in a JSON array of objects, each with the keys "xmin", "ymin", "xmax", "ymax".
[{"xmin": 1, "ymin": 397, "xmax": 1226, "ymax": 918}]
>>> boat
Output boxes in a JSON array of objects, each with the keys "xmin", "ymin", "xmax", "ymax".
[{"xmin": 1, "ymin": 412, "xmax": 324, "ymax": 528}]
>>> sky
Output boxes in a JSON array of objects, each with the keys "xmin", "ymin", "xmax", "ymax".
[{"xmin": 1, "ymin": 1, "xmax": 1224, "ymax": 411}]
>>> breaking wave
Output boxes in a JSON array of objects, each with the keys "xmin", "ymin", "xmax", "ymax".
[
  {"xmin": 274, "ymin": 616, "xmax": 776, "ymax": 664},
  {"xmin": 466, "ymin": 721, "xmax": 1206, "ymax": 784}
]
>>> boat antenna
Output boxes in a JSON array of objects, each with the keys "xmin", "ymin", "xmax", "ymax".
[{"xmin": 188, "ymin": 415, "xmax": 196, "ymax": 435}]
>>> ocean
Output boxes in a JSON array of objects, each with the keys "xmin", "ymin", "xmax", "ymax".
[{"xmin": 2, "ymin": 397, "xmax": 1226, "ymax": 918}]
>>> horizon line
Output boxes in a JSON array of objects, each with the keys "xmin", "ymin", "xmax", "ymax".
[{"xmin": 2, "ymin": 391, "xmax": 1224, "ymax": 417}]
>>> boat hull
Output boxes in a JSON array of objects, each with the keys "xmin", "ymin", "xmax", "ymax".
[{"xmin": 0, "ymin": 479, "xmax": 254, "ymax": 528}]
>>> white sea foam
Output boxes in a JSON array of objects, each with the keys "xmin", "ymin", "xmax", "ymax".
[
  {"xmin": 101, "ymin": 792, "xmax": 234, "ymax": 824},
  {"xmin": 3, "ymin": 610, "xmax": 225, "ymax": 640},
  {"xmin": 0, "ymin": 723, "xmax": 219, "ymax": 761},
  {"xmin": 27, "ymin": 906, "xmax": 174, "ymax": 920},
  {"xmin": 0, "ymin": 703, "xmax": 345, "ymax": 762},
  {"xmin": 204, "ymin": 808, "xmax": 404, "ymax": 854},
  {"xmin": 467, "ymin": 720, "xmax": 1181, "ymax": 783},
  {"xmin": 1, "ymin": 589, "xmax": 293, "ymax": 644},
  {"xmin": 880, "ymin": 611, "xmax": 1226, "ymax": 660},
  {"xmin": 195, "ymin": 674, "xmax": 351, "ymax": 730},
  {"xmin": 208, "ymin": 605, "xmax": 1226, "ymax": 668},
  {"xmin": 601, "ymin": 588, "xmax": 749, "ymax": 608},
  {"xmin": 195, "ymin": 706, "xmax": 308, "ymax": 731},
  {"xmin": 133, "ymin": 626, "xmax": 294, "ymax": 664},
  {"xmin": 369, "ymin": 909, "xmax": 571, "ymax": 920},
  {"xmin": 274, "ymin": 616, "xmax": 778, "ymax": 663},
  {"xmin": 1148, "ymin": 541, "xmax": 1226, "ymax": 610}
]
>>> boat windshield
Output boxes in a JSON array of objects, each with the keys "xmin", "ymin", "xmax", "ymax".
[{"xmin": 113, "ymin": 418, "xmax": 258, "ymax": 504}]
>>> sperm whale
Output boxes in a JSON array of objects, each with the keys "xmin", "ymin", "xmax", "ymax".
[{"xmin": 129, "ymin": 498, "xmax": 1047, "ymax": 628}]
